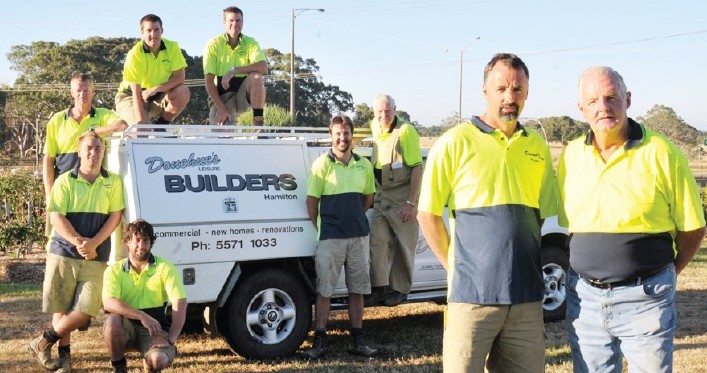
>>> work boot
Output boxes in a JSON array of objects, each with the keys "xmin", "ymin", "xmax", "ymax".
[
  {"xmin": 253, "ymin": 116, "xmax": 265, "ymax": 126},
  {"xmin": 364, "ymin": 286, "xmax": 389, "ymax": 307},
  {"xmin": 56, "ymin": 349, "xmax": 72, "ymax": 373},
  {"xmin": 382, "ymin": 290, "xmax": 408, "ymax": 307},
  {"xmin": 348, "ymin": 334, "xmax": 378, "ymax": 357},
  {"xmin": 27, "ymin": 335, "xmax": 59, "ymax": 370},
  {"xmin": 113, "ymin": 363, "xmax": 128, "ymax": 373},
  {"xmin": 302, "ymin": 331, "xmax": 327, "ymax": 359}
]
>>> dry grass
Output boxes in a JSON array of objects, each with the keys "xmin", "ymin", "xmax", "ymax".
[{"xmin": 1, "ymin": 247, "xmax": 706, "ymax": 372}]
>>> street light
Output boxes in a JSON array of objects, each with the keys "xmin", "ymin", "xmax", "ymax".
[
  {"xmin": 456, "ymin": 37, "xmax": 480, "ymax": 123},
  {"xmin": 291, "ymin": 8, "xmax": 324, "ymax": 125}
]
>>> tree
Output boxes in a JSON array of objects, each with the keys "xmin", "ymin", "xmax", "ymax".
[
  {"xmin": 353, "ymin": 103, "xmax": 373, "ymax": 127},
  {"xmin": 637, "ymin": 104, "xmax": 701, "ymax": 146},
  {"xmin": 263, "ymin": 48, "xmax": 353, "ymax": 127},
  {"xmin": 3, "ymin": 37, "xmax": 139, "ymax": 158},
  {"xmin": 538, "ymin": 116, "xmax": 589, "ymax": 145}
]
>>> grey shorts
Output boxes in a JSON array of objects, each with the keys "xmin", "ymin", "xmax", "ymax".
[
  {"xmin": 207, "ymin": 82, "xmax": 250, "ymax": 125},
  {"xmin": 42, "ymin": 253, "xmax": 106, "ymax": 317},
  {"xmin": 115, "ymin": 91, "xmax": 167, "ymax": 124},
  {"xmin": 315, "ymin": 236, "xmax": 371, "ymax": 297},
  {"xmin": 119, "ymin": 317, "xmax": 177, "ymax": 363}
]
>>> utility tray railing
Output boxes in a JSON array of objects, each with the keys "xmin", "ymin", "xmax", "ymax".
[{"xmin": 115, "ymin": 124, "xmax": 373, "ymax": 145}]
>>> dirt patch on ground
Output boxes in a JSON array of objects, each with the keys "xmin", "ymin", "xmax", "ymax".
[{"xmin": 0, "ymin": 251, "xmax": 45, "ymax": 283}]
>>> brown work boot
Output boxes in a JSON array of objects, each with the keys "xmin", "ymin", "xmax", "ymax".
[
  {"xmin": 253, "ymin": 116, "xmax": 265, "ymax": 126},
  {"xmin": 348, "ymin": 334, "xmax": 379, "ymax": 357},
  {"xmin": 302, "ymin": 331, "xmax": 327, "ymax": 359},
  {"xmin": 27, "ymin": 335, "xmax": 59, "ymax": 370},
  {"xmin": 55, "ymin": 349, "xmax": 71, "ymax": 373}
]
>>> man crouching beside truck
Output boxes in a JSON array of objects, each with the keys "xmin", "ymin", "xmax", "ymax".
[{"xmin": 103, "ymin": 220, "xmax": 187, "ymax": 373}]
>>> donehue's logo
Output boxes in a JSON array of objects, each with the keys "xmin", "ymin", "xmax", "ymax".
[
  {"xmin": 524, "ymin": 150, "xmax": 545, "ymax": 163},
  {"xmin": 145, "ymin": 152, "xmax": 221, "ymax": 173},
  {"xmin": 143, "ymin": 152, "xmax": 298, "ymax": 193}
]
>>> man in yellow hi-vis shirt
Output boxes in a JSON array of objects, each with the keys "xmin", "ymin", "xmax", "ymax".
[
  {"xmin": 558, "ymin": 66, "xmax": 706, "ymax": 373},
  {"xmin": 418, "ymin": 53, "xmax": 557, "ymax": 373}
]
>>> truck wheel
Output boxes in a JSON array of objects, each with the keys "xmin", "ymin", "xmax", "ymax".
[
  {"xmin": 541, "ymin": 245, "xmax": 568, "ymax": 322},
  {"xmin": 224, "ymin": 269, "xmax": 311, "ymax": 359}
]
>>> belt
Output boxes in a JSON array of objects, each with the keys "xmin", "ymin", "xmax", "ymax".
[{"xmin": 582, "ymin": 265, "xmax": 669, "ymax": 290}]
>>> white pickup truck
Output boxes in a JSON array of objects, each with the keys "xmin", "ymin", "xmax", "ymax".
[{"xmin": 106, "ymin": 125, "xmax": 569, "ymax": 360}]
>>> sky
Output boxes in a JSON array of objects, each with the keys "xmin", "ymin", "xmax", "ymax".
[{"xmin": 1, "ymin": 0, "xmax": 707, "ymax": 129}]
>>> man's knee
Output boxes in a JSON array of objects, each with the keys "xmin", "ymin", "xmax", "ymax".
[
  {"xmin": 167, "ymin": 85, "xmax": 190, "ymax": 108},
  {"xmin": 103, "ymin": 314, "xmax": 124, "ymax": 336},
  {"xmin": 146, "ymin": 351, "xmax": 170, "ymax": 370}
]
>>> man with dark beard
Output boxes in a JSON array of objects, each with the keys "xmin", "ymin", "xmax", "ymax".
[
  {"xmin": 418, "ymin": 53, "xmax": 557, "ymax": 373},
  {"xmin": 102, "ymin": 220, "xmax": 187, "ymax": 373},
  {"xmin": 302, "ymin": 115, "xmax": 378, "ymax": 359}
]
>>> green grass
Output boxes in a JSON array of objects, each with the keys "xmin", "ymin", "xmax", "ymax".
[{"xmin": 0, "ymin": 282, "xmax": 41, "ymax": 297}]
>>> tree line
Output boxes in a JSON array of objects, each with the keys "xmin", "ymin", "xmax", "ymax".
[{"xmin": 0, "ymin": 37, "xmax": 704, "ymax": 161}]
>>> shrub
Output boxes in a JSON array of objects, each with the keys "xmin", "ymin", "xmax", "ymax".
[{"xmin": 0, "ymin": 170, "xmax": 45, "ymax": 253}]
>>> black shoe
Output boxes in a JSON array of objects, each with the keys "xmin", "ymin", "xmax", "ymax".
[
  {"xmin": 364, "ymin": 286, "xmax": 389, "ymax": 307},
  {"xmin": 113, "ymin": 364, "xmax": 128, "ymax": 373},
  {"xmin": 302, "ymin": 333, "xmax": 327, "ymax": 359},
  {"xmin": 382, "ymin": 290, "xmax": 407, "ymax": 307},
  {"xmin": 348, "ymin": 334, "xmax": 378, "ymax": 357}
]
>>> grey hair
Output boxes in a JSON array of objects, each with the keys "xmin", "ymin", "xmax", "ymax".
[
  {"xmin": 579, "ymin": 66, "xmax": 628, "ymax": 99},
  {"xmin": 373, "ymin": 94, "xmax": 395, "ymax": 110}
]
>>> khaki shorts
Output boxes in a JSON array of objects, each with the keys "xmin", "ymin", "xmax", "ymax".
[
  {"xmin": 119, "ymin": 317, "xmax": 177, "ymax": 363},
  {"xmin": 315, "ymin": 236, "xmax": 371, "ymax": 297},
  {"xmin": 207, "ymin": 82, "xmax": 250, "ymax": 125},
  {"xmin": 115, "ymin": 91, "xmax": 167, "ymax": 125},
  {"xmin": 42, "ymin": 253, "xmax": 107, "ymax": 317},
  {"xmin": 443, "ymin": 301, "xmax": 545, "ymax": 373}
]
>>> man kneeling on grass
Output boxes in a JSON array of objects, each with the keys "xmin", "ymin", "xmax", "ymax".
[{"xmin": 102, "ymin": 219, "xmax": 187, "ymax": 373}]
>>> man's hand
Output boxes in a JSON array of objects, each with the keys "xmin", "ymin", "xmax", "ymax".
[
  {"xmin": 140, "ymin": 314, "xmax": 163, "ymax": 337},
  {"xmin": 141, "ymin": 87, "xmax": 159, "ymax": 102},
  {"xmin": 214, "ymin": 108, "xmax": 231, "ymax": 125},
  {"xmin": 76, "ymin": 237, "xmax": 98, "ymax": 260},
  {"xmin": 148, "ymin": 333, "xmax": 172, "ymax": 349},
  {"xmin": 222, "ymin": 69, "xmax": 235, "ymax": 90},
  {"xmin": 397, "ymin": 203, "xmax": 416, "ymax": 223}
]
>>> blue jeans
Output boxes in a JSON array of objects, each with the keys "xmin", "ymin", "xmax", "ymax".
[{"xmin": 566, "ymin": 264, "xmax": 676, "ymax": 373}]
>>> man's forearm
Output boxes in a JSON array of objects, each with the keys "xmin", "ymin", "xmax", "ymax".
[
  {"xmin": 95, "ymin": 120, "xmax": 128, "ymax": 136},
  {"xmin": 42, "ymin": 155, "xmax": 55, "ymax": 199},
  {"xmin": 205, "ymin": 76, "xmax": 228, "ymax": 112},
  {"xmin": 234, "ymin": 60, "xmax": 267, "ymax": 75},
  {"xmin": 407, "ymin": 165, "xmax": 423, "ymax": 202},
  {"xmin": 168, "ymin": 298, "xmax": 188, "ymax": 343},
  {"xmin": 675, "ymin": 226, "xmax": 706, "ymax": 274},
  {"xmin": 417, "ymin": 211, "xmax": 450, "ymax": 270}
]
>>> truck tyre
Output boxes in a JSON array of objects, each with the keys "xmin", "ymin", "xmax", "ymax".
[
  {"xmin": 541, "ymin": 245, "xmax": 569, "ymax": 322},
  {"xmin": 224, "ymin": 269, "xmax": 311, "ymax": 359}
]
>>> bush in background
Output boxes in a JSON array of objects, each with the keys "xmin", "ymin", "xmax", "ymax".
[{"xmin": 0, "ymin": 169, "xmax": 45, "ymax": 254}]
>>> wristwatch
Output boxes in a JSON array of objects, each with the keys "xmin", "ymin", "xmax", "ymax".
[{"xmin": 406, "ymin": 200, "xmax": 417, "ymax": 207}]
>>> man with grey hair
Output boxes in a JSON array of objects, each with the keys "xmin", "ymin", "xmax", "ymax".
[
  {"xmin": 365, "ymin": 94, "xmax": 423, "ymax": 307},
  {"xmin": 557, "ymin": 66, "xmax": 705, "ymax": 372}
]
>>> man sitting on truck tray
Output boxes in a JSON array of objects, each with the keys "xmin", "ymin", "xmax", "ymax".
[
  {"xmin": 28, "ymin": 130, "xmax": 124, "ymax": 373},
  {"xmin": 303, "ymin": 115, "xmax": 379, "ymax": 359},
  {"xmin": 203, "ymin": 6, "xmax": 267, "ymax": 125},
  {"xmin": 115, "ymin": 14, "xmax": 190, "ymax": 128},
  {"xmin": 103, "ymin": 219, "xmax": 187, "ymax": 373}
]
